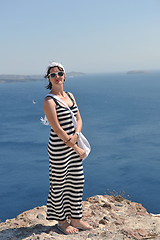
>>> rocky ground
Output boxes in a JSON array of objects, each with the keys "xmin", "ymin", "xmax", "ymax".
[{"xmin": 0, "ymin": 194, "xmax": 160, "ymax": 240}]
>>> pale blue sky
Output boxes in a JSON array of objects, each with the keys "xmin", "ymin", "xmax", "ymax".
[{"xmin": 0, "ymin": 0, "xmax": 160, "ymax": 74}]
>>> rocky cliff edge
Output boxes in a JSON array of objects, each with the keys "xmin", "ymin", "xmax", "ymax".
[{"xmin": 0, "ymin": 194, "xmax": 160, "ymax": 240}]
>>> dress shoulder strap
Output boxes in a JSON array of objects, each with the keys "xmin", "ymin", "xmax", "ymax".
[
  {"xmin": 66, "ymin": 92, "xmax": 74, "ymax": 104},
  {"xmin": 45, "ymin": 95, "xmax": 59, "ymax": 105}
]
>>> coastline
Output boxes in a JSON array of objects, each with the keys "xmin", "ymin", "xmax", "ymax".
[
  {"xmin": 0, "ymin": 194, "xmax": 160, "ymax": 240},
  {"xmin": 0, "ymin": 72, "xmax": 87, "ymax": 84}
]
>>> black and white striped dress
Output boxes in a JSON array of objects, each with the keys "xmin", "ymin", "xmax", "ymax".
[{"xmin": 46, "ymin": 92, "xmax": 84, "ymax": 221}]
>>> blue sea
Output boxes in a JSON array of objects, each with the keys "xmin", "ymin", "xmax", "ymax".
[{"xmin": 0, "ymin": 72, "xmax": 160, "ymax": 222}]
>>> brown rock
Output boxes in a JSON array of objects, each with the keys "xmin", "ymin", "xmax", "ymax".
[
  {"xmin": 99, "ymin": 219, "xmax": 107, "ymax": 225},
  {"xmin": 102, "ymin": 203, "xmax": 112, "ymax": 209}
]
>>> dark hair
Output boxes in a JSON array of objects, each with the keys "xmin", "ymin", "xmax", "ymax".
[{"xmin": 45, "ymin": 66, "xmax": 65, "ymax": 90}]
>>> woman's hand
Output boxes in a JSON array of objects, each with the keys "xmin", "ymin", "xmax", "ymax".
[
  {"xmin": 73, "ymin": 145, "xmax": 86, "ymax": 159},
  {"xmin": 69, "ymin": 133, "xmax": 78, "ymax": 145}
]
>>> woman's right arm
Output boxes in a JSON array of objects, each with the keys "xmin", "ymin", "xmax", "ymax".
[{"xmin": 44, "ymin": 97, "xmax": 86, "ymax": 159}]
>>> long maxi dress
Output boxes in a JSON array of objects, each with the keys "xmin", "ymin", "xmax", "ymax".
[{"xmin": 46, "ymin": 92, "xmax": 85, "ymax": 221}]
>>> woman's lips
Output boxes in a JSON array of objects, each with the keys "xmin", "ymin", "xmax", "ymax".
[{"xmin": 56, "ymin": 78, "xmax": 63, "ymax": 83}]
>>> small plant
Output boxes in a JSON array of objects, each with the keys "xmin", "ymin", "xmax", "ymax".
[
  {"xmin": 105, "ymin": 189, "xmax": 130, "ymax": 202},
  {"xmin": 114, "ymin": 195, "xmax": 125, "ymax": 202}
]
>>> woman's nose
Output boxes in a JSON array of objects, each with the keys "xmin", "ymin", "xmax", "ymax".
[{"xmin": 56, "ymin": 74, "xmax": 60, "ymax": 78}]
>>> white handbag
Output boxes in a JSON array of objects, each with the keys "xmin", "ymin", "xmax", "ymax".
[{"xmin": 41, "ymin": 94, "xmax": 91, "ymax": 160}]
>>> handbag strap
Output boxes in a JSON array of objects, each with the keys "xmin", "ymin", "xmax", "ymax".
[{"xmin": 46, "ymin": 94, "xmax": 77, "ymax": 127}]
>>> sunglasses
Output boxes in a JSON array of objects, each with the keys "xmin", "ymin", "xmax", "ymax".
[{"xmin": 48, "ymin": 71, "xmax": 64, "ymax": 78}]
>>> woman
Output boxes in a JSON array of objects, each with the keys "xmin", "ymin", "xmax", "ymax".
[{"xmin": 44, "ymin": 62, "xmax": 92, "ymax": 234}]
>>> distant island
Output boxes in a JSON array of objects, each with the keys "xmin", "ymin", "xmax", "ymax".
[
  {"xmin": 0, "ymin": 72, "xmax": 87, "ymax": 83},
  {"xmin": 0, "ymin": 75, "xmax": 43, "ymax": 83},
  {"xmin": 66, "ymin": 71, "xmax": 86, "ymax": 78},
  {"xmin": 127, "ymin": 70, "xmax": 148, "ymax": 74}
]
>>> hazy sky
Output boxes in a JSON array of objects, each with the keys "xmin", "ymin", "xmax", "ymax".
[{"xmin": 0, "ymin": 0, "xmax": 160, "ymax": 74}]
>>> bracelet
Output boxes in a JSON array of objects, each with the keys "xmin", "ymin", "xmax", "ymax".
[
  {"xmin": 64, "ymin": 137, "xmax": 71, "ymax": 143},
  {"xmin": 75, "ymin": 132, "xmax": 80, "ymax": 137}
]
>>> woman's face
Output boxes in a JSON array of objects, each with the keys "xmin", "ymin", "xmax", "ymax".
[{"xmin": 49, "ymin": 67, "xmax": 65, "ymax": 87}]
